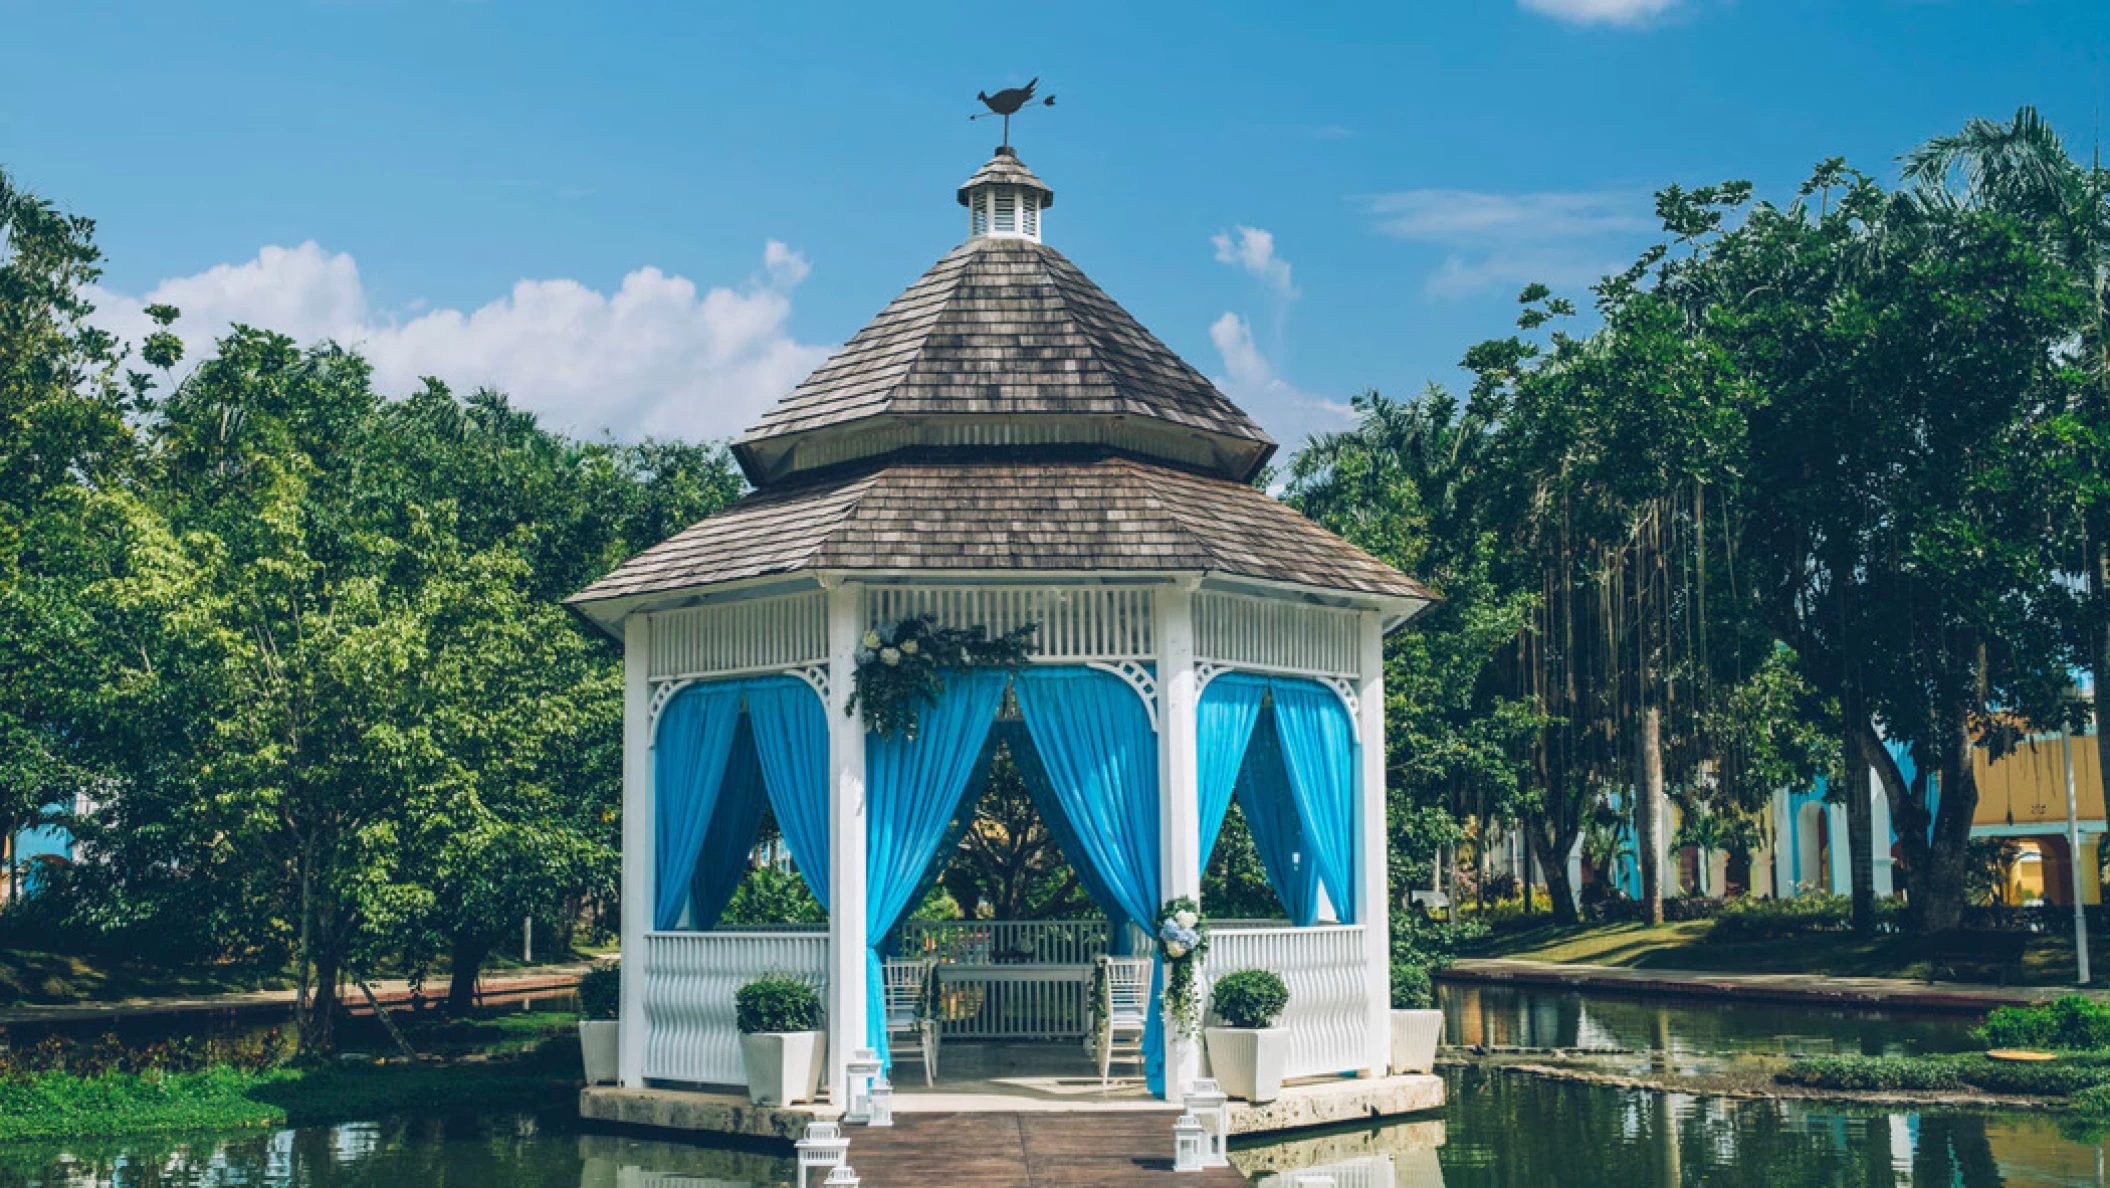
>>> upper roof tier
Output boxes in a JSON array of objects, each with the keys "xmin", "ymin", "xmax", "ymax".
[{"xmin": 730, "ymin": 149, "xmax": 1277, "ymax": 487}]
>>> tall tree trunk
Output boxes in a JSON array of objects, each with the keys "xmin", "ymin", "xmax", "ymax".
[
  {"xmin": 447, "ymin": 933, "xmax": 491, "ymax": 1015},
  {"xmin": 1529, "ymin": 822, "xmax": 1580, "ymax": 926},
  {"xmin": 1637, "ymin": 705, "xmax": 1665, "ymax": 925},
  {"xmin": 1841, "ymin": 683, "xmax": 1877, "ymax": 933},
  {"xmin": 310, "ymin": 944, "xmax": 342, "ymax": 1053},
  {"xmin": 1522, "ymin": 817, "xmax": 1536, "ymax": 916}
]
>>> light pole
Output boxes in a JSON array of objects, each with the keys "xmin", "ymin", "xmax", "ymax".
[{"xmin": 2065, "ymin": 729, "xmax": 2091, "ymax": 986}]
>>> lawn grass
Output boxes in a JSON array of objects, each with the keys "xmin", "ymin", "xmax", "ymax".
[
  {"xmin": 0, "ymin": 949, "xmax": 293, "ymax": 1007},
  {"xmin": 1469, "ymin": 919, "xmax": 2091, "ymax": 986}
]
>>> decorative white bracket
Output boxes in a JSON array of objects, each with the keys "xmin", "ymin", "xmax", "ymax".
[
  {"xmin": 1194, "ymin": 661, "xmax": 1227, "ymax": 699},
  {"xmin": 1323, "ymin": 676, "xmax": 1362, "ymax": 744},
  {"xmin": 646, "ymin": 666, "xmax": 832, "ymax": 747},
  {"xmin": 1086, "ymin": 659, "xmax": 1160, "ymax": 733}
]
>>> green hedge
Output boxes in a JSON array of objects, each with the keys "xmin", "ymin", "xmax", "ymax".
[
  {"xmin": 1978, "ymin": 997, "xmax": 2110, "ymax": 1052},
  {"xmin": 1781, "ymin": 1053, "xmax": 2110, "ymax": 1098}
]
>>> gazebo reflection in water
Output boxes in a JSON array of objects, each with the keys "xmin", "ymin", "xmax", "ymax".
[{"xmin": 564, "ymin": 135, "xmax": 1435, "ymax": 1116}]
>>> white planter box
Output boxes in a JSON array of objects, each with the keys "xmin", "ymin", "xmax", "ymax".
[
  {"xmin": 1203, "ymin": 1026, "xmax": 1288, "ymax": 1103},
  {"xmin": 1389, "ymin": 1008, "xmax": 1443, "ymax": 1074},
  {"xmin": 740, "ymin": 1031, "xmax": 827, "ymax": 1106},
  {"xmin": 579, "ymin": 1020, "xmax": 620, "ymax": 1085}
]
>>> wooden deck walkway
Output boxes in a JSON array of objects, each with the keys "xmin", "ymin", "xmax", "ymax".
[{"xmin": 841, "ymin": 1111, "xmax": 1245, "ymax": 1187}]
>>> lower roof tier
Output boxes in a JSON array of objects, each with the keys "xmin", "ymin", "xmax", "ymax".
[{"xmin": 565, "ymin": 452, "xmax": 1433, "ymax": 613}]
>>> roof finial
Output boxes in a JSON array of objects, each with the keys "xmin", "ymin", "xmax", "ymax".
[{"xmin": 970, "ymin": 77, "xmax": 1056, "ymax": 148}]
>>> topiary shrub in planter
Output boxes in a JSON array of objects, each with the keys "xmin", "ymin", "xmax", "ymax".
[
  {"xmin": 576, "ymin": 960, "xmax": 621, "ymax": 1085},
  {"xmin": 1389, "ymin": 961, "xmax": 1443, "ymax": 1075},
  {"xmin": 735, "ymin": 975, "xmax": 826, "ymax": 1106},
  {"xmin": 1204, "ymin": 969, "xmax": 1289, "ymax": 1103}
]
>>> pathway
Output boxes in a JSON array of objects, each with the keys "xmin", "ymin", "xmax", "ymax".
[
  {"xmin": 0, "ymin": 962, "xmax": 591, "ymax": 1028},
  {"xmin": 1442, "ymin": 957, "xmax": 2099, "ymax": 1012},
  {"xmin": 842, "ymin": 1112, "xmax": 1243, "ymax": 1187}
]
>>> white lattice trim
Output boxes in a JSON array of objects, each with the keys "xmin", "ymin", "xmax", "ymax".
[
  {"xmin": 1195, "ymin": 661, "xmax": 1228, "ymax": 698},
  {"xmin": 647, "ymin": 667, "xmax": 831, "ymax": 746},
  {"xmin": 1085, "ymin": 660, "xmax": 1160, "ymax": 733}
]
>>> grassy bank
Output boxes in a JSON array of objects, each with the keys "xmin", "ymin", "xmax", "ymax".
[
  {"xmin": 1467, "ymin": 919, "xmax": 2090, "ymax": 986},
  {"xmin": 0, "ymin": 1007, "xmax": 583, "ymax": 1142}
]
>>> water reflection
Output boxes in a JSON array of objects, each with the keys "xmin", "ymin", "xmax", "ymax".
[{"xmin": 1441, "ymin": 982, "xmax": 1981, "ymax": 1065}]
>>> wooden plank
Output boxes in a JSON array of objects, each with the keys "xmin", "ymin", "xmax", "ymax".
[{"xmin": 845, "ymin": 1111, "xmax": 1244, "ymax": 1187}]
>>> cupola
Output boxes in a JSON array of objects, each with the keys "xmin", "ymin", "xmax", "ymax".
[{"xmin": 958, "ymin": 146, "xmax": 1053, "ymax": 242}]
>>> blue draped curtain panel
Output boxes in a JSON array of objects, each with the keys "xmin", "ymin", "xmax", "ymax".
[
  {"xmin": 652, "ymin": 683, "xmax": 747, "ymax": 931},
  {"xmin": 1267, "ymin": 679, "xmax": 1359, "ymax": 924},
  {"xmin": 863, "ymin": 668, "xmax": 1009, "ymax": 1065},
  {"xmin": 1235, "ymin": 709, "xmax": 1323, "ymax": 926}
]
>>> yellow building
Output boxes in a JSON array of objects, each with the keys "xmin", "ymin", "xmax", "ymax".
[{"xmin": 1972, "ymin": 730, "xmax": 2102, "ymax": 906}]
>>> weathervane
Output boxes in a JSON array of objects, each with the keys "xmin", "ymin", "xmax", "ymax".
[{"xmin": 971, "ymin": 77, "xmax": 1056, "ymax": 147}]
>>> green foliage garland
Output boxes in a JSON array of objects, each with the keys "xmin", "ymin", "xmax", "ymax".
[
  {"xmin": 1153, "ymin": 897, "xmax": 1210, "ymax": 1040},
  {"xmin": 846, "ymin": 615, "xmax": 1035, "ymax": 739}
]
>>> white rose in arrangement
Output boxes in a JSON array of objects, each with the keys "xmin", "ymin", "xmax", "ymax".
[
  {"xmin": 1163, "ymin": 941, "xmax": 1188, "ymax": 960},
  {"xmin": 1174, "ymin": 909, "xmax": 1198, "ymax": 930},
  {"xmin": 862, "ymin": 630, "xmax": 882, "ymax": 650},
  {"xmin": 901, "ymin": 639, "xmax": 919, "ymax": 655},
  {"xmin": 881, "ymin": 647, "xmax": 902, "ymax": 666}
]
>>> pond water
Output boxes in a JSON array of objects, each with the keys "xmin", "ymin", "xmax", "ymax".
[{"xmin": 6, "ymin": 986, "xmax": 2110, "ymax": 1187}]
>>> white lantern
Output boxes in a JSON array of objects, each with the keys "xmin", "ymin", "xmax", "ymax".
[
  {"xmin": 866, "ymin": 1074, "xmax": 895, "ymax": 1127},
  {"xmin": 795, "ymin": 1120, "xmax": 851, "ymax": 1188},
  {"xmin": 843, "ymin": 1048, "xmax": 882, "ymax": 1123},
  {"xmin": 1172, "ymin": 1112, "xmax": 1207, "ymax": 1173},
  {"xmin": 822, "ymin": 1166, "xmax": 862, "ymax": 1186},
  {"xmin": 1185, "ymin": 1077, "xmax": 1230, "ymax": 1168}
]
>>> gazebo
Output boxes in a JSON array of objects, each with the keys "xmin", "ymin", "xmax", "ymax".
[{"xmin": 566, "ymin": 143, "xmax": 1433, "ymax": 1109}]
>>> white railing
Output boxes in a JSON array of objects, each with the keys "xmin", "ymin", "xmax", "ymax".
[
  {"xmin": 1202, "ymin": 924, "xmax": 1370, "ymax": 1081},
  {"xmin": 649, "ymin": 592, "xmax": 829, "ymax": 681},
  {"xmin": 933, "ymin": 964, "xmax": 1093, "ymax": 1040},
  {"xmin": 640, "ymin": 930, "xmax": 827, "ymax": 1087},
  {"xmin": 1195, "ymin": 591, "xmax": 1362, "ymax": 680},
  {"xmin": 866, "ymin": 586, "xmax": 1155, "ymax": 662},
  {"xmin": 1255, "ymin": 1158, "xmax": 1397, "ymax": 1188},
  {"xmin": 898, "ymin": 919, "xmax": 1114, "ymax": 965}
]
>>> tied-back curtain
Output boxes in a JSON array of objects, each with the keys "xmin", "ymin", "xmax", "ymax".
[
  {"xmin": 996, "ymin": 720, "xmax": 1130, "ymax": 952},
  {"xmin": 744, "ymin": 677, "xmax": 833, "ymax": 909},
  {"xmin": 865, "ymin": 668, "xmax": 1009, "ymax": 1064},
  {"xmin": 688, "ymin": 720, "xmax": 770, "ymax": 929},
  {"xmin": 1196, "ymin": 673, "xmax": 1268, "ymax": 868},
  {"xmin": 653, "ymin": 684, "xmax": 747, "ymax": 931},
  {"xmin": 1011, "ymin": 666, "xmax": 1167, "ymax": 1093},
  {"xmin": 1236, "ymin": 710, "xmax": 1322, "ymax": 926},
  {"xmin": 1269, "ymin": 679, "xmax": 1359, "ymax": 924}
]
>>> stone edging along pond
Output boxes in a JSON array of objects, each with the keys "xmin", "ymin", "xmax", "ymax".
[{"xmin": 1440, "ymin": 1053, "xmax": 2076, "ymax": 1116}]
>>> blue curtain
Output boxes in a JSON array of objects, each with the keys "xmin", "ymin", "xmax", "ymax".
[
  {"xmin": 1269, "ymin": 679, "xmax": 1359, "ymax": 924},
  {"xmin": 1012, "ymin": 667, "xmax": 1167, "ymax": 1093},
  {"xmin": 1197, "ymin": 673, "xmax": 1268, "ymax": 868},
  {"xmin": 865, "ymin": 669, "xmax": 1008, "ymax": 1064},
  {"xmin": 995, "ymin": 720, "xmax": 1128, "ymax": 946},
  {"xmin": 745, "ymin": 677, "xmax": 833, "ymax": 908},
  {"xmin": 687, "ymin": 721, "xmax": 769, "ymax": 928},
  {"xmin": 1235, "ymin": 711, "xmax": 1321, "ymax": 926},
  {"xmin": 653, "ymin": 683, "xmax": 747, "ymax": 931}
]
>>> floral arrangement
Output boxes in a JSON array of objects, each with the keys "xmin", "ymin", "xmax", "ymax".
[
  {"xmin": 1154, "ymin": 896, "xmax": 1210, "ymax": 1041},
  {"xmin": 846, "ymin": 614, "xmax": 1035, "ymax": 739}
]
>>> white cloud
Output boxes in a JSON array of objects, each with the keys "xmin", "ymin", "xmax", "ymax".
[
  {"xmin": 1211, "ymin": 226, "xmax": 1298, "ymax": 299},
  {"xmin": 1363, "ymin": 188, "xmax": 1651, "ymax": 299},
  {"xmin": 90, "ymin": 241, "xmax": 830, "ymax": 443},
  {"xmin": 1208, "ymin": 312, "xmax": 1353, "ymax": 447},
  {"xmin": 1519, "ymin": 0, "xmax": 1682, "ymax": 26}
]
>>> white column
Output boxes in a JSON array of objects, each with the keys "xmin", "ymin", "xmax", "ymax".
[
  {"xmin": 824, "ymin": 581, "xmax": 869, "ymax": 1107},
  {"xmin": 1771, "ymin": 789, "xmax": 1793, "ymax": 899},
  {"xmin": 1156, "ymin": 580, "xmax": 1202, "ymax": 1103},
  {"xmin": 618, "ymin": 612, "xmax": 654, "ymax": 1088},
  {"xmin": 1356, "ymin": 610, "xmax": 1391, "ymax": 1077},
  {"xmin": 1826, "ymin": 802, "xmax": 1851, "ymax": 895},
  {"xmin": 1869, "ymin": 777, "xmax": 1895, "ymax": 898}
]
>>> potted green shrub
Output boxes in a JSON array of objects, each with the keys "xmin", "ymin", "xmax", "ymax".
[
  {"xmin": 577, "ymin": 960, "xmax": 621, "ymax": 1085},
  {"xmin": 1203, "ymin": 968, "xmax": 1289, "ymax": 1102},
  {"xmin": 1388, "ymin": 961, "xmax": 1443, "ymax": 1074},
  {"xmin": 736, "ymin": 974, "xmax": 826, "ymax": 1106}
]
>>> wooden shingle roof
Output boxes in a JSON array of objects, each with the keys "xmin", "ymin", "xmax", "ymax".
[
  {"xmin": 731, "ymin": 237, "xmax": 1276, "ymax": 485},
  {"xmin": 567, "ymin": 454, "xmax": 1432, "ymax": 608}
]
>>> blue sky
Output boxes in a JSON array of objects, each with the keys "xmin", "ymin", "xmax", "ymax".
[{"xmin": 5, "ymin": 0, "xmax": 2105, "ymax": 451}]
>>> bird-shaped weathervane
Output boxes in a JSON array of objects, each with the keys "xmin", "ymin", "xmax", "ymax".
[{"xmin": 971, "ymin": 77, "xmax": 1056, "ymax": 147}]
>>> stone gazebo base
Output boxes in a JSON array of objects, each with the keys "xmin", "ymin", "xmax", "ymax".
[{"xmin": 578, "ymin": 1072, "xmax": 1444, "ymax": 1142}]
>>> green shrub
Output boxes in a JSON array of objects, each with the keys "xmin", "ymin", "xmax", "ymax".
[
  {"xmin": 1978, "ymin": 997, "xmax": 2110, "ymax": 1052},
  {"xmin": 1391, "ymin": 962, "xmax": 1434, "ymax": 1010},
  {"xmin": 734, "ymin": 975, "xmax": 822, "ymax": 1034},
  {"xmin": 721, "ymin": 866, "xmax": 825, "ymax": 925},
  {"xmin": 1779, "ymin": 1056, "xmax": 1966, "ymax": 1092},
  {"xmin": 1211, "ymin": 969, "xmax": 1289, "ymax": 1030},
  {"xmin": 577, "ymin": 961, "xmax": 620, "ymax": 1021},
  {"xmin": 1960, "ymin": 1058, "xmax": 2110, "ymax": 1097},
  {"xmin": 1711, "ymin": 894, "xmax": 1851, "ymax": 941}
]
